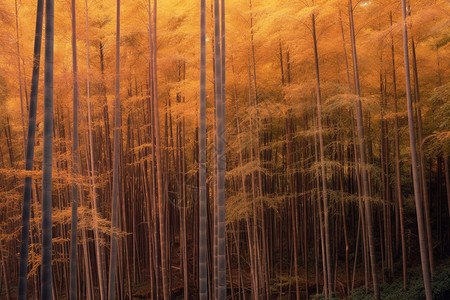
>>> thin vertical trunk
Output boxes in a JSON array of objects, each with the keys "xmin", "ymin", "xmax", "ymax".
[
  {"xmin": 248, "ymin": 60, "xmax": 262, "ymax": 300},
  {"xmin": 232, "ymin": 58, "xmax": 258, "ymax": 300},
  {"xmin": 340, "ymin": 11, "xmax": 368, "ymax": 291},
  {"xmin": 390, "ymin": 11, "xmax": 407, "ymax": 290},
  {"xmin": 444, "ymin": 157, "xmax": 450, "ymax": 219},
  {"xmin": 199, "ymin": 0, "xmax": 208, "ymax": 297},
  {"xmin": 411, "ymin": 38, "xmax": 434, "ymax": 275},
  {"xmin": 286, "ymin": 113, "xmax": 298, "ymax": 300},
  {"xmin": 312, "ymin": 102, "xmax": 328, "ymax": 299},
  {"xmin": 312, "ymin": 13, "xmax": 333, "ymax": 298},
  {"xmin": 69, "ymin": 0, "xmax": 80, "ymax": 298},
  {"xmin": 145, "ymin": 8, "xmax": 160, "ymax": 300},
  {"xmin": 214, "ymin": 0, "xmax": 226, "ymax": 298},
  {"xmin": 108, "ymin": 0, "xmax": 121, "ymax": 298},
  {"xmin": 279, "ymin": 42, "xmax": 285, "ymax": 85},
  {"xmin": 18, "ymin": 0, "xmax": 44, "ymax": 298},
  {"xmin": 339, "ymin": 10, "xmax": 352, "ymax": 93},
  {"xmin": 1, "ymin": 243, "xmax": 11, "ymax": 300},
  {"xmin": 181, "ymin": 70, "xmax": 188, "ymax": 300},
  {"xmin": 348, "ymin": 1, "xmax": 380, "ymax": 298},
  {"xmin": 339, "ymin": 146, "xmax": 350, "ymax": 296},
  {"xmin": 85, "ymin": 0, "xmax": 104, "ymax": 297},
  {"xmin": 248, "ymin": 2, "xmax": 270, "ymax": 296},
  {"xmin": 150, "ymin": 0, "xmax": 169, "ymax": 298},
  {"xmin": 15, "ymin": 0, "xmax": 26, "ymax": 153},
  {"xmin": 400, "ymin": 1, "xmax": 432, "ymax": 298},
  {"xmin": 41, "ymin": 0, "xmax": 55, "ymax": 298}
]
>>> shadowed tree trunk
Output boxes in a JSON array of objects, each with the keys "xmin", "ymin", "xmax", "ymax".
[
  {"xmin": 18, "ymin": 0, "xmax": 44, "ymax": 298},
  {"xmin": 69, "ymin": 0, "xmax": 80, "ymax": 299},
  {"xmin": 199, "ymin": 0, "xmax": 208, "ymax": 298},
  {"xmin": 213, "ymin": 0, "xmax": 226, "ymax": 298},
  {"xmin": 445, "ymin": 157, "xmax": 450, "ymax": 219},
  {"xmin": 219, "ymin": 0, "xmax": 226, "ymax": 298},
  {"xmin": 41, "ymin": 0, "xmax": 55, "ymax": 298}
]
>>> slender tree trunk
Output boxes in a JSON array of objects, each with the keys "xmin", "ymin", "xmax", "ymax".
[
  {"xmin": 15, "ymin": 0, "xmax": 26, "ymax": 153},
  {"xmin": 18, "ymin": 0, "xmax": 44, "ymax": 298},
  {"xmin": 108, "ymin": 0, "xmax": 121, "ymax": 298},
  {"xmin": 400, "ymin": 1, "xmax": 432, "ymax": 298},
  {"xmin": 248, "ymin": 2, "xmax": 270, "ymax": 296},
  {"xmin": 340, "ymin": 11, "xmax": 368, "ymax": 292},
  {"xmin": 1, "ymin": 242, "xmax": 11, "ymax": 300},
  {"xmin": 339, "ymin": 10, "xmax": 352, "ymax": 93},
  {"xmin": 312, "ymin": 14, "xmax": 333, "ymax": 297},
  {"xmin": 339, "ymin": 146, "xmax": 350, "ymax": 296},
  {"xmin": 41, "ymin": 0, "xmax": 55, "ymax": 298},
  {"xmin": 444, "ymin": 156, "xmax": 450, "ymax": 219},
  {"xmin": 214, "ymin": 0, "xmax": 226, "ymax": 298},
  {"xmin": 69, "ymin": 0, "xmax": 80, "ymax": 298},
  {"xmin": 411, "ymin": 38, "xmax": 434, "ymax": 275},
  {"xmin": 390, "ymin": 11, "xmax": 407, "ymax": 290},
  {"xmin": 85, "ymin": 0, "xmax": 104, "ymax": 297},
  {"xmin": 149, "ymin": 1, "xmax": 169, "ymax": 298},
  {"xmin": 348, "ymin": 1, "xmax": 380, "ymax": 298},
  {"xmin": 312, "ymin": 103, "xmax": 328, "ymax": 299},
  {"xmin": 180, "ymin": 78, "xmax": 188, "ymax": 300},
  {"xmin": 232, "ymin": 58, "xmax": 258, "ymax": 300},
  {"xmin": 199, "ymin": 0, "xmax": 208, "ymax": 297}
]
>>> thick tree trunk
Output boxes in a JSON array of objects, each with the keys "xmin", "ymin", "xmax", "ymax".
[
  {"xmin": 41, "ymin": 0, "xmax": 55, "ymax": 298},
  {"xmin": 18, "ymin": 0, "xmax": 44, "ymax": 298}
]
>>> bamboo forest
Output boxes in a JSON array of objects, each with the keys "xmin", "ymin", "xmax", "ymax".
[{"xmin": 0, "ymin": 0, "xmax": 449, "ymax": 299}]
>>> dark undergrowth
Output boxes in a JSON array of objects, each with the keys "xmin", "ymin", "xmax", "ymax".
[{"xmin": 312, "ymin": 259, "xmax": 450, "ymax": 300}]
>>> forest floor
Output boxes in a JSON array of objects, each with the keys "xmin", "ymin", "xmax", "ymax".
[
  {"xmin": 130, "ymin": 258, "xmax": 450, "ymax": 299},
  {"xmin": 2, "ymin": 259, "xmax": 449, "ymax": 299},
  {"xmin": 309, "ymin": 258, "xmax": 450, "ymax": 300}
]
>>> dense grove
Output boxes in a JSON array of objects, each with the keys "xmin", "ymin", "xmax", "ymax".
[{"xmin": 0, "ymin": 0, "xmax": 449, "ymax": 299}]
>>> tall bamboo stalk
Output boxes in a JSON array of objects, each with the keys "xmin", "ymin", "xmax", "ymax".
[
  {"xmin": 108, "ymin": 0, "xmax": 121, "ymax": 298},
  {"xmin": 41, "ymin": 0, "xmax": 55, "ymax": 298},
  {"xmin": 390, "ymin": 11, "xmax": 407, "ymax": 290},
  {"xmin": 18, "ymin": 0, "xmax": 44, "ymax": 298},
  {"xmin": 348, "ymin": 1, "xmax": 379, "ymax": 298},
  {"xmin": 400, "ymin": 1, "xmax": 432, "ymax": 298},
  {"xmin": 85, "ymin": 0, "xmax": 104, "ymax": 297},
  {"xmin": 199, "ymin": 0, "xmax": 208, "ymax": 298},
  {"xmin": 69, "ymin": 0, "xmax": 80, "ymax": 298}
]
